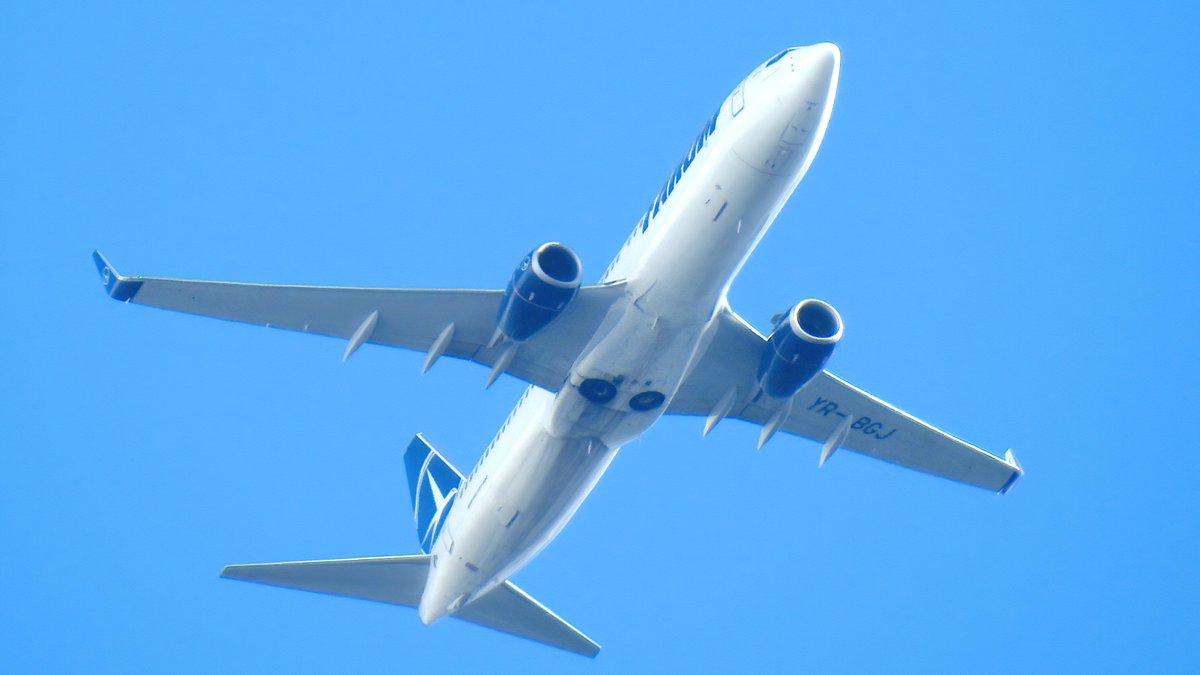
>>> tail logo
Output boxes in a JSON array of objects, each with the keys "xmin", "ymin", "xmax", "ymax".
[
  {"xmin": 415, "ymin": 457, "xmax": 458, "ymax": 551},
  {"xmin": 404, "ymin": 435, "xmax": 464, "ymax": 554}
]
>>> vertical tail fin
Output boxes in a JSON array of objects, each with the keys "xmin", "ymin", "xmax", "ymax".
[{"xmin": 404, "ymin": 434, "xmax": 464, "ymax": 553}]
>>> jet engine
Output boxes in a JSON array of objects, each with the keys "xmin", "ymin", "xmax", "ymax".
[
  {"xmin": 495, "ymin": 243, "xmax": 583, "ymax": 343},
  {"xmin": 757, "ymin": 299, "xmax": 842, "ymax": 399}
]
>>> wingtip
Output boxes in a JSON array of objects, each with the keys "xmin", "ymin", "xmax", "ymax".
[
  {"xmin": 92, "ymin": 250, "xmax": 143, "ymax": 301},
  {"xmin": 92, "ymin": 249, "xmax": 114, "ymax": 278},
  {"xmin": 998, "ymin": 449, "xmax": 1023, "ymax": 495},
  {"xmin": 220, "ymin": 564, "xmax": 258, "ymax": 581}
]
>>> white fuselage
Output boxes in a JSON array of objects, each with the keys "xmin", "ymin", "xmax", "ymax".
[{"xmin": 419, "ymin": 44, "xmax": 841, "ymax": 623}]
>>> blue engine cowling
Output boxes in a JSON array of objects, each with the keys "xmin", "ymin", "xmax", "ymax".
[
  {"xmin": 757, "ymin": 299, "xmax": 843, "ymax": 399},
  {"xmin": 495, "ymin": 242, "xmax": 583, "ymax": 342}
]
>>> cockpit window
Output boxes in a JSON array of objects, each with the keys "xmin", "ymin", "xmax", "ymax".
[{"xmin": 765, "ymin": 48, "xmax": 793, "ymax": 67}]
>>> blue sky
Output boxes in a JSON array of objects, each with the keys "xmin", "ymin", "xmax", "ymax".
[{"xmin": 3, "ymin": 1, "xmax": 1198, "ymax": 672}]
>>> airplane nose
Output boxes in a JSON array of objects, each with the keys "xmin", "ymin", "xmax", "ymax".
[
  {"xmin": 786, "ymin": 42, "xmax": 840, "ymax": 94},
  {"xmin": 798, "ymin": 42, "xmax": 840, "ymax": 77},
  {"xmin": 731, "ymin": 43, "xmax": 840, "ymax": 177}
]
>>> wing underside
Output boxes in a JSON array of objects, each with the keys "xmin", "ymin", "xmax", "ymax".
[
  {"xmin": 670, "ymin": 309, "xmax": 1022, "ymax": 492},
  {"xmin": 93, "ymin": 251, "xmax": 625, "ymax": 392}
]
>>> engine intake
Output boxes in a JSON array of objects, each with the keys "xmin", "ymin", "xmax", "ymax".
[
  {"xmin": 495, "ymin": 243, "xmax": 583, "ymax": 342},
  {"xmin": 757, "ymin": 299, "xmax": 842, "ymax": 399}
]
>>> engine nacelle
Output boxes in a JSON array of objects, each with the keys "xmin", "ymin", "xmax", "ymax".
[
  {"xmin": 495, "ymin": 242, "xmax": 583, "ymax": 343},
  {"xmin": 757, "ymin": 299, "xmax": 843, "ymax": 399}
]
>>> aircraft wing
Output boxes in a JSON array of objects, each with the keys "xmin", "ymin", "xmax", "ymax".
[
  {"xmin": 669, "ymin": 309, "xmax": 1022, "ymax": 493},
  {"xmin": 92, "ymin": 251, "xmax": 624, "ymax": 392}
]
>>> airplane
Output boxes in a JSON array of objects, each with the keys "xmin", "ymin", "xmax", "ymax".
[{"xmin": 93, "ymin": 43, "xmax": 1022, "ymax": 657}]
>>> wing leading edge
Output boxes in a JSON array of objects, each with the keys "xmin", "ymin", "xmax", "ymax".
[
  {"xmin": 669, "ymin": 309, "xmax": 1023, "ymax": 493},
  {"xmin": 92, "ymin": 251, "xmax": 625, "ymax": 392}
]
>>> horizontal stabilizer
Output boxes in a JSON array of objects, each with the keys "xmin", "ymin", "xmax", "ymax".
[
  {"xmin": 221, "ymin": 555, "xmax": 431, "ymax": 606},
  {"xmin": 221, "ymin": 556, "xmax": 600, "ymax": 657},
  {"xmin": 457, "ymin": 580, "xmax": 600, "ymax": 657}
]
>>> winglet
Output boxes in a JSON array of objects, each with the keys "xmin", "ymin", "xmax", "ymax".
[
  {"xmin": 92, "ymin": 250, "xmax": 143, "ymax": 302},
  {"xmin": 998, "ymin": 449, "xmax": 1023, "ymax": 495}
]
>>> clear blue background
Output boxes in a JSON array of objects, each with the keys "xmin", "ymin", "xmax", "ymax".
[{"xmin": 3, "ymin": 2, "xmax": 1198, "ymax": 672}]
